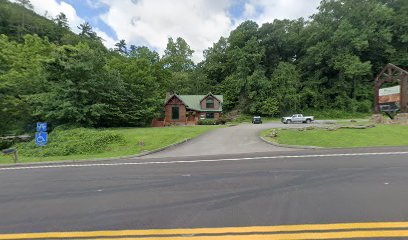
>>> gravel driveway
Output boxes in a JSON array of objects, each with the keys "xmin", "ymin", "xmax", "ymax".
[{"xmin": 143, "ymin": 122, "xmax": 305, "ymax": 158}]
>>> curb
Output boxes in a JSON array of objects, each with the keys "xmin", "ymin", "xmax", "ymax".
[
  {"xmin": 0, "ymin": 137, "xmax": 195, "ymax": 167},
  {"xmin": 259, "ymin": 136, "xmax": 323, "ymax": 149}
]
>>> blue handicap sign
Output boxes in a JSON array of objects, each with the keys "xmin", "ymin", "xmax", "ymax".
[
  {"xmin": 36, "ymin": 122, "xmax": 47, "ymax": 132},
  {"xmin": 35, "ymin": 132, "xmax": 48, "ymax": 146}
]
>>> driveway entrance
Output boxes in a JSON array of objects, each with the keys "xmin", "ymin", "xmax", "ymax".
[{"xmin": 144, "ymin": 123, "xmax": 297, "ymax": 158}]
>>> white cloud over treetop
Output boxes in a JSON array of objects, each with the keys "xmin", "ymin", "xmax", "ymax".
[
  {"xmin": 98, "ymin": 0, "xmax": 234, "ymax": 62},
  {"xmin": 23, "ymin": 0, "xmax": 84, "ymax": 34},
  {"xmin": 99, "ymin": 0, "xmax": 319, "ymax": 62},
  {"xmin": 16, "ymin": 0, "xmax": 320, "ymax": 62}
]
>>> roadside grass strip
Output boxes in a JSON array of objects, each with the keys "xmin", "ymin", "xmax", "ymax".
[
  {"xmin": 0, "ymin": 126, "xmax": 220, "ymax": 164},
  {"xmin": 262, "ymin": 125, "xmax": 408, "ymax": 148},
  {"xmin": 2, "ymin": 222, "xmax": 408, "ymax": 239}
]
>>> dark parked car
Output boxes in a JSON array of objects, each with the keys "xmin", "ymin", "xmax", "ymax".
[{"xmin": 252, "ymin": 116, "xmax": 262, "ymax": 124}]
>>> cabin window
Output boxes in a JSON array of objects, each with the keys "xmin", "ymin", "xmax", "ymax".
[
  {"xmin": 206, "ymin": 113, "xmax": 214, "ymax": 119},
  {"xmin": 172, "ymin": 106, "xmax": 179, "ymax": 120},
  {"xmin": 206, "ymin": 98, "xmax": 214, "ymax": 108}
]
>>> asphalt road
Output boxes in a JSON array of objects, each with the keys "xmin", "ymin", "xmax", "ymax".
[
  {"xmin": 143, "ymin": 122, "xmax": 306, "ymax": 158},
  {"xmin": 1, "ymin": 147, "xmax": 408, "ymax": 238}
]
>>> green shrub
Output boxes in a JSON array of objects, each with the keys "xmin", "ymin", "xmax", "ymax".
[
  {"xmin": 16, "ymin": 128, "xmax": 126, "ymax": 157},
  {"xmin": 356, "ymin": 100, "xmax": 372, "ymax": 113},
  {"xmin": 220, "ymin": 115, "xmax": 233, "ymax": 122},
  {"xmin": 216, "ymin": 118, "xmax": 226, "ymax": 125},
  {"xmin": 1, "ymin": 136, "xmax": 32, "ymax": 150},
  {"xmin": 197, "ymin": 119, "xmax": 218, "ymax": 125},
  {"xmin": 0, "ymin": 139, "xmax": 13, "ymax": 150},
  {"xmin": 232, "ymin": 115, "xmax": 253, "ymax": 123}
]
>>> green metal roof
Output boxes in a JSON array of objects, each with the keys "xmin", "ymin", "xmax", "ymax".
[{"xmin": 167, "ymin": 94, "xmax": 223, "ymax": 112}]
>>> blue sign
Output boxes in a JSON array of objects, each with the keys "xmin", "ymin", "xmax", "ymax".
[
  {"xmin": 36, "ymin": 122, "xmax": 47, "ymax": 132},
  {"xmin": 35, "ymin": 132, "xmax": 48, "ymax": 146}
]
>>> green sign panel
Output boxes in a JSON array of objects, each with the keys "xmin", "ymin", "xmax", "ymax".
[{"xmin": 379, "ymin": 86, "xmax": 400, "ymax": 96}]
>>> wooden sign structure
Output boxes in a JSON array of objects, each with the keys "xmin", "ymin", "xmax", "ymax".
[
  {"xmin": 379, "ymin": 85, "xmax": 400, "ymax": 104},
  {"xmin": 374, "ymin": 64, "xmax": 408, "ymax": 114}
]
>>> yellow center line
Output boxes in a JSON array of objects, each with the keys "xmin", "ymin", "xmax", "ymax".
[
  {"xmin": 79, "ymin": 230, "xmax": 408, "ymax": 240},
  {"xmin": 1, "ymin": 222, "xmax": 408, "ymax": 239}
]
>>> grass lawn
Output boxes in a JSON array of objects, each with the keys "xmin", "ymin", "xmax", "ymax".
[
  {"xmin": 261, "ymin": 125, "xmax": 408, "ymax": 148},
  {"xmin": 0, "ymin": 125, "xmax": 220, "ymax": 164}
]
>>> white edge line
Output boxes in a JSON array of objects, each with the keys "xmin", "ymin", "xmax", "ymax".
[{"xmin": 1, "ymin": 152, "xmax": 408, "ymax": 171}]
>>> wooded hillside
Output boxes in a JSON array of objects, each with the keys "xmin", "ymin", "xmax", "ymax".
[{"xmin": 0, "ymin": 0, "xmax": 407, "ymax": 134}]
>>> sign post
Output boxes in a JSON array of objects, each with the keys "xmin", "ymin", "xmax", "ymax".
[
  {"xmin": 138, "ymin": 140, "xmax": 145, "ymax": 152},
  {"xmin": 2, "ymin": 148, "xmax": 18, "ymax": 163},
  {"xmin": 35, "ymin": 122, "xmax": 48, "ymax": 147}
]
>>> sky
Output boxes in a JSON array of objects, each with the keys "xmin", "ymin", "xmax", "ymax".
[{"xmin": 19, "ymin": 0, "xmax": 321, "ymax": 62}]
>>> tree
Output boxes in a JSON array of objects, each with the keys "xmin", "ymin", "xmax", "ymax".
[
  {"xmin": 260, "ymin": 98, "xmax": 279, "ymax": 116},
  {"xmin": 228, "ymin": 20, "xmax": 258, "ymax": 48},
  {"xmin": 162, "ymin": 37, "xmax": 194, "ymax": 72},
  {"xmin": 0, "ymin": 0, "xmax": 79, "ymax": 43},
  {"xmin": 2, "ymin": 0, "xmax": 408, "ymax": 134},
  {"xmin": 161, "ymin": 37, "xmax": 195, "ymax": 93},
  {"xmin": 50, "ymin": 12, "xmax": 71, "ymax": 43},
  {"xmin": 78, "ymin": 22, "xmax": 99, "ymax": 40},
  {"xmin": 203, "ymin": 21, "xmax": 265, "ymax": 112},
  {"xmin": 16, "ymin": 0, "xmax": 34, "ymax": 40},
  {"xmin": 32, "ymin": 43, "xmax": 126, "ymax": 127},
  {"xmin": 271, "ymin": 62, "xmax": 301, "ymax": 114},
  {"xmin": 258, "ymin": 19, "xmax": 305, "ymax": 77},
  {"xmin": 386, "ymin": 0, "xmax": 408, "ymax": 66},
  {"xmin": 202, "ymin": 37, "xmax": 229, "ymax": 85},
  {"xmin": 54, "ymin": 12, "xmax": 69, "ymax": 29},
  {"xmin": 299, "ymin": 0, "xmax": 395, "ymax": 110},
  {"xmin": 0, "ymin": 35, "xmax": 54, "ymax": 134},
  {"xmin": 128, "ymin": 45, "xmax": 160, "ymax": 64},
  {"xmin": 16, "ymin": 0, "xmax": 33, "ymax": 10},
  {"xmin": 107, "ymin": 47, "xmax": 166, "ymax": 126},
  {"xmin": 114, "ymin": 39, "xmax": 127, "ymax": 54}
]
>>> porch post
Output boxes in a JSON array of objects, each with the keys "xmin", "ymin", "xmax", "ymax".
[
  {"xmin": 374, "ymin": 78, "xmax": 381, "ymax": 114},
  {"xmin": 400, "ymin": 75, "xmax": 408, "ymax": 113}
]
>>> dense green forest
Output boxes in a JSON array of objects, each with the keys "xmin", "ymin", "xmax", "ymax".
[{"xmin": 0, "ymin": 0, "xmax": 407, "ymax": 134}]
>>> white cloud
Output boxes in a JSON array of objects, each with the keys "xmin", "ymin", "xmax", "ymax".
[
  {"xmin": 98, "ymin": 0, "xmax": 320, "ymax": 62},
  {"xmin": 248, "ymin": 0, "xmax": 320, "ymax": 24},
  {"xmin": 17, "ymin": 0, "xmax": 321, "ymax": 62},
  {"xmin": 243, "ymin": 3, "xmax": 256, "ymax": 18},
  {"xmin": 85, "ymin": 0, "xmax": 105, "ymax": 9},
  {"xmin": 94, "ymin": 28, "xmax": 116, "ymax": 49},
  {"xmin": 98, "ymin": 0, "xmax": 234, "ymax": 62},
  {"xmin": 12, "ymin": 0, "xmax": 116, "ymax": 49}
]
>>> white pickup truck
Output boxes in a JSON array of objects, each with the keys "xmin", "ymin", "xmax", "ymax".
[{"xmin": 281, "ymin": 114, "xmax": 314, "ymax": 124}]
